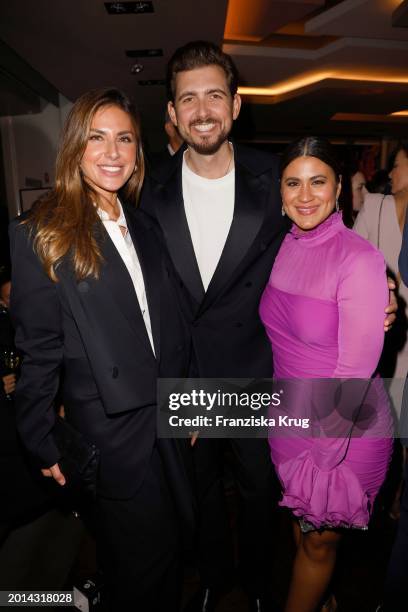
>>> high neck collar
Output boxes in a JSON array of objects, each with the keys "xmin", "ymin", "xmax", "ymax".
[{"xmin": 289, "ymin": 212, "xmax": 344, "ymax": 243}]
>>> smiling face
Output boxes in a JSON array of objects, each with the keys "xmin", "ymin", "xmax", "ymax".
[
  {"xmin": 351, "ymin": 170, "xmax": 367, "ymax": 212},
  {"xmin": 281, "ymin": 156, "xmax": 341, "ymax": 232},
  {"xmin": 389, "ymin": 149, "xmax": 408, "ymax": 197},
  {"xmin": 80, "ymin": 105, "xmax": 137, "ymax": 205},
  {"xmin": 167, "ymin": 64, "xmax": 241, "ymax": 155}
]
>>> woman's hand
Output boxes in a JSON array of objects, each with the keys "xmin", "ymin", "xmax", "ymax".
[
  {"xmin": 41, "ymin": 463, "xmax": 66, "ymax": 486},
  {"xmin": 384, "ymin": 277, "xmax": 397, "ymax": 331},
  {"xmin": 2, "ymin": 373, "xmax": 16, "ymax": 395},
  {"xmin": 189, "ymin": 431, "xmax": 199, "ymax": 447}
]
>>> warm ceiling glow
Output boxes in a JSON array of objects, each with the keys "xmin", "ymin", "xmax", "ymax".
[
  {"xmin": 224, "ymin": 0, "xmax": 265, "ymax": 42},
  {"xmin": 238, "ymin": 70, "xmax": 408, "ymax": 97},
  {"xmin": 391, "ymin": 110, "xmax": 408, "ymax": 116}
]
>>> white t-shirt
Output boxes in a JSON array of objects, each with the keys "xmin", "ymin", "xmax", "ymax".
[{"xmin": 182, "ymin": 154, "xmax": 235, "ymax": 291}]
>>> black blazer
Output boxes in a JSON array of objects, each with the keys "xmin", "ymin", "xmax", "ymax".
[
  {"xmin": 141, "ymin": 143, "xmax": 289, "ymax": 377},
  {"xmin": 9, "ymin": 206, "xmax": 191, "ymax": 502}
]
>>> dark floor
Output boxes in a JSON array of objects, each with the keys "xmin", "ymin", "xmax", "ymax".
[
  {"xmin": 179, "ymin": 503, "xmax": 398, "ymax": 612},
  {"xmin": 0, "ymin": 487, "xmax": 400, "ymax": 612}
]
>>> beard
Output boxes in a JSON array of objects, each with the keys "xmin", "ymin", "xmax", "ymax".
[{"xmin": 182, "ymin": 119, "xmax": 230, "ymax": 156}]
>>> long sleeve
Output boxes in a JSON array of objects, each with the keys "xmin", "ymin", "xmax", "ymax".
[
  {"xmin": 399, "ymin": 215, "xmax": 408, "ymax": 286},
  {"xmin": 9, "ymin": 220, "xmax": 63, "ymax": 468},
  {"xmin": 333, "ymin": 249, "xmax": 387, "ymax": 378}
]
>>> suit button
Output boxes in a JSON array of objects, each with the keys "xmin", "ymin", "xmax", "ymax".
[
  {"xmin": 235, "ymin": 322, "xmax": 243, "ymax": 327},
  {"xmin": 78, "ymin": 281, "xmax": 89, "ymax": 293},
  {"xmin": 245, "ymin": 281, "xmax": 252, "ymax": 288},
  {"xmin": 112, "ymin": 366, "xmax": 119, "ymax": 379},
  {"xmin": 192, "ymin": 321, "xmax": 200, "ymax": 328},
  {"xmin": 260, "ymin": 242, "xmax": 267, "ymax": 251},
  {"xmin": 177, "ymin": 345, "xmax": 183, "ymax": 352}
]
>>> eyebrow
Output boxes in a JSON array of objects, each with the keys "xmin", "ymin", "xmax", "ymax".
[
  {"xmin": 89, "ymin": 128, "xmax": 134, "ymax": 135},
  {"xmin": 284, "ymin": 174, "xmax": 327, "ymax": 181},
  {"xmin": 178, "ymin": 87, "xmax": 228, "ymax": 100}
]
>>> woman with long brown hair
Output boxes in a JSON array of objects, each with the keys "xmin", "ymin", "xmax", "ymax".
[{"xmin": 10, "ymin": 88, "xmax": 192, "ymax": 611}]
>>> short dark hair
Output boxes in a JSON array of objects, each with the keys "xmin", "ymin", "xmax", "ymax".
[
  {"xmin": 280, "ymin": 136, "xmax": 342, "ymax": 183},
  {"xmin": 389, "ymin": 141, "xmax": 408, "ymax": 169},
  {"xmin": 166, "ymin": 40, "xmax": 239, "ymax": 101}
]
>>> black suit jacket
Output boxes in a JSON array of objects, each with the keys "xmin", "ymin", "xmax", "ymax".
[
  {"xmin": 9, "ymin": 206, "xmax": 191, "ymax": 502},
  {"xmin": 141, "ymin": 143, "xmax": 289, "ymax": 377}
]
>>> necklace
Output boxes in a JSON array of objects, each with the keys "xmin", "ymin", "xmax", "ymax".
[
  {"xmin": 187, "ymin": 142, "xmax": 234, "ymax": 178},
  {"xmin": 223, "ymin": 143, "xmax": 234, "ymax": 176}
]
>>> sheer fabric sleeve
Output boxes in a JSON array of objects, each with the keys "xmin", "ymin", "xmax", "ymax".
[{"xmin": 333, "ymin": 249, "xmax": 387, "ymax": 378}]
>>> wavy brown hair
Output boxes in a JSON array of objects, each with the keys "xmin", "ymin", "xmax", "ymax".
[{"xmin": 26, "ymin": 88, "xmax": 145, "ymax": 281}]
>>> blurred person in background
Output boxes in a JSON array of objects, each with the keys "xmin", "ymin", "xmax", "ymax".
[
  {"xmin": 147, "ymin": 110, "xmax": 184, "ymax": 169},
  {"xmin": 353, "ymin": 144, "xmax": 408, "ymax": 524},
  {"xmin": 339, "ymin": 161, "xmax": 367, "ymax": 227},
  {"xmin": 367, "ymin": 169, "xmax": 391, "ymax": 196},
  {"xmin": 0, "ymin": 267, "xmax": 51, "ymax": 548},
  {"xmin": 354, "ymin": 143, "xmax": 408, "ymax": 408},
  {"xmin": 0, "ymin": 269, "xmax": 15, "ymax": 399}
]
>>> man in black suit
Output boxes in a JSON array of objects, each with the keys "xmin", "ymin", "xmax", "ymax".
[
  {"xmin": 147, "ymin": 111, "xmax": 184, "ymax": 171},
  {"xmin": 9, "ymin": 205, "xmax": 193, "ymax": 611},
  {"xmin": 141, "ymin": 41, "xmax": 287, "ymax": 612}
]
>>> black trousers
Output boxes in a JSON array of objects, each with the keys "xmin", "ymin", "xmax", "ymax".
[
  {"xmin": 193, "ymin": 437, "xmax": 279, "ymax": 596},
  {"xmin": 95, "ymin": 448, "xmax": 181, "ymax": 612}
]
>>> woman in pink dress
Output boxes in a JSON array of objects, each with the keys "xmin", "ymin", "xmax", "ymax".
[{"xmin": 259, "ymin": 137, "xmax": 393, "ymax": 612}]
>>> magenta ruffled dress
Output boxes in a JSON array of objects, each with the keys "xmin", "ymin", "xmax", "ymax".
[{"xmin": 259, "ymin": 213, "xmax": 393, "ymax": 530}]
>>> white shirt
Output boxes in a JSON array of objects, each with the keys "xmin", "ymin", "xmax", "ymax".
[
  {"xmin": 97, "ymin": 201, "xmax": 155, "ymax": 355},
  {"xmin": 182, "ymin": 154, "xmax": 235, "ymax": 291}
]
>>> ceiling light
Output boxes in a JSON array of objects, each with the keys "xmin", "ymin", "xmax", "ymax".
[
  {"xmin": 126, "ymin": 49, "xmax": 163, "ymax": 57},
  {"xmin": 105, "ymin": 2, "xmax": 154, "ymax": 15},
  {"xmin": 130, "ymin": 62, "xmax": 144, "ymax": 74},
  {"xmin": 138, "ymin": 79, "xmax": 165, "ymax": 86},
  {"xmin": 238, "ymin": 70, "xmax": 408, "ymax": 98},
  {"xmin": 390, "ymin": 110, "xmax": 408, "ymax": 116}
]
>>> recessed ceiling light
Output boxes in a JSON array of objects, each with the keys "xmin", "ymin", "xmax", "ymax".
[
  {"xmin": 105, "ymin": 2, "xmax": 154, "ymax": 15},
  {"xmin": 130, "ymin": 62, "xmax": 144, "ymax": 74},
  {"xmin": 126, "ymin": 49, "xmax": 163, "ymax": 58},
  {"xmin": 138, "ymin": 79, "xmax": 165, "ymax": 86}
]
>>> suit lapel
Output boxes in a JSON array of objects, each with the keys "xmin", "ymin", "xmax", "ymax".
[
  {"xmin": 199, "ymin": 159, "xmax": 266, "ymax": 312},
  {"xmin": 155, "ymin": 166, "xmax": 205, "ymax": 305},
  {"xmin": 125, "ymin": 207, "xmax": 161, "ymax": 362},
  {"xmin": 96, "ymin": 223, "xmax": 156, "ymax": 359}
]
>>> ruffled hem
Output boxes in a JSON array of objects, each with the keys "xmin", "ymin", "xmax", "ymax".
[{"xmin": 276, "ymin": 449, "xmax": 370, "ymax": 529}]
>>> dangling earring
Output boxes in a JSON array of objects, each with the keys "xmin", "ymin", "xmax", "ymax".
[
  {"xmin": 335, "ymin": 198, "xmax": 340, "ymax": 212},
  {"xmin": 281, "ymin": 207, "xmax": 286, "ymax": 216}
]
